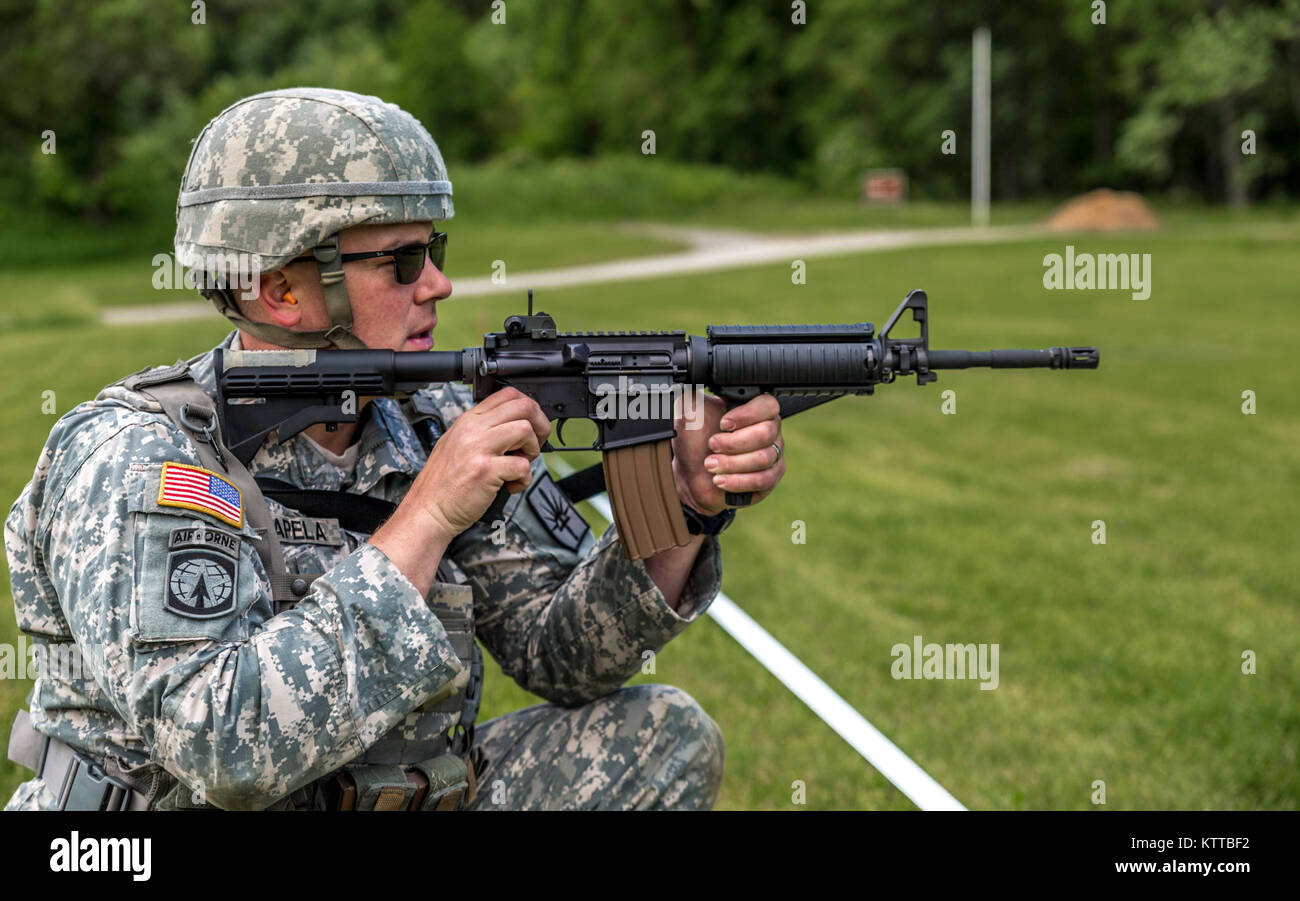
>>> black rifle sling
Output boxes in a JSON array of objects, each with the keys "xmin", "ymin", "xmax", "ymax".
[
  {"xmin": 256, "ymin": 478, "xmax": 397, "ymax": 535},
  {"xmin": 555, "ymin": 464, "xmax": 606, "ymax": 503},
  {"xmin": 255, "ymin": 398, "xmax": 604, "ymax": 529}
]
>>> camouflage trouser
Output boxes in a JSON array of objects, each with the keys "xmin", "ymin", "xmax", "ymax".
[
  {"xmin": 4, "ymin": 684, "xmax": 725, "ymax": 811},
  {"xmin": 4, "ymin": 777, "xmax": 55, "ymax": 810},
  {"xmin": 465, "ymin": 684, "xmax": 724, "ymax": 810}
]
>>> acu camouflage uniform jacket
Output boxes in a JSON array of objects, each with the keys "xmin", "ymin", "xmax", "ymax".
[{"xmin": 4, "ymin": 331, "xmax": 722, "ymax": 810}]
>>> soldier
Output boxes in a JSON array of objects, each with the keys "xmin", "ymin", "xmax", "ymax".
[{"xmin": 3, "ymin": 88, "xmax": 787, "ymax": 810}]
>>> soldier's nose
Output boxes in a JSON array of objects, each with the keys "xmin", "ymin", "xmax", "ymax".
[{"xmin": 416, "ymin": 257, "xmax": 451, "ymax": 304}]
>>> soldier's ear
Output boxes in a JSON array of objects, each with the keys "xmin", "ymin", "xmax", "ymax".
[{"xmin": 258, "ymin": 272, "xmax": 303, "ymax": 327}]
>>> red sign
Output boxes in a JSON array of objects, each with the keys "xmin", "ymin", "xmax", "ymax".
[{"xmin": 863, "ymin": 169, "xmax": 908, "ymax": 204}]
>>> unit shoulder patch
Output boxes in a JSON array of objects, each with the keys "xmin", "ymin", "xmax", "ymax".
[
  {"xmin": 526, "ymin": 471, "xmax": 590, "ymax": 552},
  {"xmin": 164, "ymin": 525, "xmax": 239, "ymax": 619}
]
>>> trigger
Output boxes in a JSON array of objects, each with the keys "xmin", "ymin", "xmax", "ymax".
[{"xmin": 555, "ymin": 417, "xmax": 569, "ymax": 447}]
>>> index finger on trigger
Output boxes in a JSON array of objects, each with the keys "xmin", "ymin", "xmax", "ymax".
[
  {"xmin": 469, "ymin": 386, "xmax": 526, "ymax": 414},
  {"xmin": 483, "ymin": 396, "xmax": 552, "ymax": 443},
  {"xmin": 487, "ymin": 419, "xmax": 542, "ymax": 460},
  {"xmin": 523, "ymin": 399, "xmax": 552, "ymax": 443}
]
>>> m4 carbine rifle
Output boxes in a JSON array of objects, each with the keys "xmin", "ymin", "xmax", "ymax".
[{"xmin": 215, "ymin": 289, "xmax": 1099, "ymax": 559}]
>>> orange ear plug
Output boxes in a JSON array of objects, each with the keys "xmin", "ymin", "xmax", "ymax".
[{"xmin": 284, "ymin": 291, "xmax": 298, "ymax": 305}]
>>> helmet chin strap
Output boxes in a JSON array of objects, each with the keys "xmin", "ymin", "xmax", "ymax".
[
  {"xmin": 310, "ymin": 234, "xmax": 368, "ymax": 350},
  {"xmin": 201, "ymin": 233, "xmax": 369, "ymax": 349}
]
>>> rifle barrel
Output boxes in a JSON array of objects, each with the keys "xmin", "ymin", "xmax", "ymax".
[{"xmin": 926, "ymin": 347, "xmax": 1099, "ymax": 370}]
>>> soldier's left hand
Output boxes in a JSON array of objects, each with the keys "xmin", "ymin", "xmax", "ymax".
[{"xmin": 672, "ymin": 390, "xmax": 785, "ymax": 517}]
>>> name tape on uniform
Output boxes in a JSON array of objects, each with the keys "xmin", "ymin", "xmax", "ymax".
[{"xmin": 273, "ymin": 515, "xmax": 344, "ymax": 546}]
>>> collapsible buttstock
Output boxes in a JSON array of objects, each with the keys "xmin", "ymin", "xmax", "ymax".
[{"xmin": 601, "ymin": 440, "xmax": 690, "ymax": 560}]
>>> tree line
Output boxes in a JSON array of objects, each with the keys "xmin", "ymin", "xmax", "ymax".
[{"xmin": 2, "ymin": 0, "xmax": 1296, "ymax": 224}]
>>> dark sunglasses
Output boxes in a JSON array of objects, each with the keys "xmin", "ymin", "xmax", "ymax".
[{"xmin": 291, "ymin": 232, "xmax": 447, "ymax": 285}]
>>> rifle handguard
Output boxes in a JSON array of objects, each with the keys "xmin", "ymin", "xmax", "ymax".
[{"xmin": 601, "ymin": 440, "xmax": 691, "ymax": 560}]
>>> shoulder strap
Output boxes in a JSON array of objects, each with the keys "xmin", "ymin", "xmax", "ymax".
[
  {"xmin": 129, "ymin": 368, "xmax": 317, "ymax": 607},
  {"xmin": 119, "ymin": 359, "xmax": 192, "ymax": 391},
  {"xmin": 399, "ymin": 396, "xmax": 446, "ymax": 455}
]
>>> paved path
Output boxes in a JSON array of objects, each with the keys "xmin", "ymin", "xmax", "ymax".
[{"xmin": 102, "ymin": 224, "xmax": 1047, "ymax": 326}]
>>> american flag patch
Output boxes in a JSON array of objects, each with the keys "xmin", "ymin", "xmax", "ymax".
[{"xmin": 157, "ymin": 462, "xmax": 243, "ymax": 528}]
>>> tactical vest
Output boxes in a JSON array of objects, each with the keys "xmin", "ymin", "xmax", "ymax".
[{"xmin": 12, "ymin": 356, "xmax": 484, "ymax": 811}]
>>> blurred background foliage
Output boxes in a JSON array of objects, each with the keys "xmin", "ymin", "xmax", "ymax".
[{"xmin": 0, "ymin": 0, "xmax": 1297, "ymax": 227}]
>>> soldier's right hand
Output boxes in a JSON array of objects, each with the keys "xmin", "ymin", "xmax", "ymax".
[{"xmin": 406, "ymin": 387, "xmax": 552, "ymax": 540}]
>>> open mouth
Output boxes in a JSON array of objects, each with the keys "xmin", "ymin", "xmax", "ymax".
[{"xmin": 405, "ymin": 327, "xmax": 434, "ymax": 349}]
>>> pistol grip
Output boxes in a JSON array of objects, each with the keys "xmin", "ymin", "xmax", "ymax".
[
  {"xmin": 718, "ymin": 390, "xmax": 758, "ymax": 507},
  {"xmin": 479, "ymin": 484, "xmax": 510, "ymax": 526}
]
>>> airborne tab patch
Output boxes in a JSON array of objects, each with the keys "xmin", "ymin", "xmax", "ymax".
[
  {"xmin": 165, "ymin": 526, "xmax": 239, "ymax": 620},
  {"xmin": 526, "ymin": 471, "xmax": 589, "ymax": 552},
  {"xmin": 158, "ymin": 462, "xmax": 243, "ymax": 528}
]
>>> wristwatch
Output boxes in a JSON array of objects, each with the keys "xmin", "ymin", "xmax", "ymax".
[{"xmin": 680, "ymin": 502, "xmax": 737, "ymax": 536}]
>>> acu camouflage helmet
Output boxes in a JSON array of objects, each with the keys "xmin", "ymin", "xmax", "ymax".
[{"xmin": 175, "ymin": 87, "xmax": 454, "ymax": 349}]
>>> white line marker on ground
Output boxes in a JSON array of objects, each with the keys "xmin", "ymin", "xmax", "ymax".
[{"xmin": 552, "ymin": 460, "xmax": 967, "ymax": 811}]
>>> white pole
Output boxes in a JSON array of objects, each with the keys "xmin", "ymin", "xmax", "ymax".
[
  {"xmin": 547, "ymin": 458, "xmax": 969, "ymax": 811},
  {"xmin": 972, "ymin": 25, "xmax": 991, "ymax": 227}
]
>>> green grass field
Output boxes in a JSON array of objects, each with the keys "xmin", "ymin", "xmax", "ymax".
[{"xmin": 1, "ymin": 208, "xmax": 1297, "ymax": 809}]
